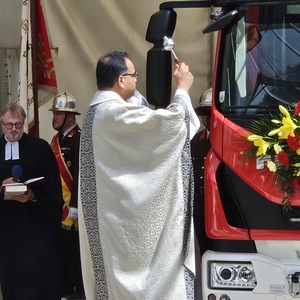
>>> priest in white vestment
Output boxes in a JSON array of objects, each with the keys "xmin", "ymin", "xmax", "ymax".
[{"xmin": 78, "ymin": 51, "xmax": 200, "ymax": 300}]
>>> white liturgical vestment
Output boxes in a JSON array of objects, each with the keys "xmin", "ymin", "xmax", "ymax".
[{"xmin": 79, "ymin": 89, "xmax": 200, "ymax": 300}]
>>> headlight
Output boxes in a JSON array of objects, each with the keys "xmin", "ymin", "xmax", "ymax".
[{"xmin": 209, "ymin": 261, "xmax": 257, "ymax": 289}]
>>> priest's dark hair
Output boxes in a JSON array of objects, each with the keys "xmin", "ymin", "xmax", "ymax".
[{"xmin": 96, "ymin": 51, "xmax": 129, "ymax": 89}]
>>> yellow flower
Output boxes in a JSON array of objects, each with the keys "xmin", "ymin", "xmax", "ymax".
[
  {"xmin": 267, "ymin": 160, "xmax": 276, "ymax": 172},
  {"xmin": 247, "ymin": 134, "xmax": 263, "ymax": 141},
  {"xmin": 268, "ymin": 105, "xmax": 298, "ymax": 139},
  {"xmin": 253, "ymin": 138, "xmax": 270, "ymax": 156},
  {"xmin": 268, "ymin": 128, "xmax": 280, "ymax": 136},
  {"xmin": 279, "ymin": 115, "xmax": 297, "ymax": 138},
  {"xmin": 247, "ymin": 135, "xmax": 270, "ymax": 156},
  {"xmin": 279, "ymin": 104, "xmax": 289, "ymax": 116},
  {"xmin": 271, "ymin": 119, "xmax": 281, "ymax": 124},
  {"xmin": 268, "ymin": 116, "xmax": 297, "ymax": 139}
]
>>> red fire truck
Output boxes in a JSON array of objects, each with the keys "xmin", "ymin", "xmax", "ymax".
[{"xmin": 146, "ymin": 1, "xmax": 300, "ymax": 299}]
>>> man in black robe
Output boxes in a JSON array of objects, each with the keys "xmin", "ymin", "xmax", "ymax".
[
  {"xmin": 0, "ymin": 102, "xmax": 64, "ymax": 300},
  {"xmin": 192, "ymin": 88, "xmax": 213, "ymax": 255}
]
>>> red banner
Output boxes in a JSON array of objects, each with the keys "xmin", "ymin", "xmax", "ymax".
[{"xmin": 35, "ymin": 0, "xmax": 57, "ymax": 104}]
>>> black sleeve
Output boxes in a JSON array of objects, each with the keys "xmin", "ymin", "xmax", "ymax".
[
  {"xmin": 32, "ymin": 139, "xmax": 64, "ymax": 230},
  {"xmin": 69, "ymin": 131, "xmax": 80, "ymax": 208}
]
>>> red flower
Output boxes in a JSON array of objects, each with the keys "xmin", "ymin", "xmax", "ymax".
[
  {"xmin": 277, "ymin": 151, "xmax": 290, "ymax": 167},
  {"xmin": 287, "ymin": 132, "xmax": 300, "ymax": 150},
  {"xmin": 295, "ymin": 101, "xmax": 300, "ymax": 116}
]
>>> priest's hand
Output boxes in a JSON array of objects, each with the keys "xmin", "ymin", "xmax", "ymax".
[{"xmin": 173, "ymin": 62, "xmax": 194, "ymax": 93}]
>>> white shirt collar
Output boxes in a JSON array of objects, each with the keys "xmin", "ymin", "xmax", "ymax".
[
  {"xmin": 5, "ymin": 137, "xmax": 19, "ymax": 160},
  {"xmin": 61, "ymin": 124, "xmax": 77, "ymax": 139}
]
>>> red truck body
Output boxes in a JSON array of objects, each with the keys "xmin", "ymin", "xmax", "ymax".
[{"xmin": 146, "ymin": 1, "xmax": 300, "ymax": 299}]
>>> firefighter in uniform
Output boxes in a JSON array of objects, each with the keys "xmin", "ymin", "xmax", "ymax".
[
  {"xmin": 191, "ymin": 88, "xmax": 213, "ymax": 255},
  {"xmin": 49, "ymin": 91, "xmax": 85, "ymax": 299}
]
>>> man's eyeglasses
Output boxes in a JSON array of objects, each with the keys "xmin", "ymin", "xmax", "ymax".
[
  {"xmin": 2, "ymin": 121, "xmax": 24, "ymax": 129},
  {"xmin": 121, "ymin": 71, "xmax": 138, "ymax": 79}
]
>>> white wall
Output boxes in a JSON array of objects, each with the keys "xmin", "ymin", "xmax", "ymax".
[
  {"xmin": 39, "ymin": 0, "xmax": 214, "ymax": 142},
  {"xmin": 0, "ymin": 0, "xmax": 214, "ymax": 142}
]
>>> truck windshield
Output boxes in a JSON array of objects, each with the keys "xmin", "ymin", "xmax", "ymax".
[{"xmin": 218, "ymin": 4, "xmax": 300, "ymax": 118}]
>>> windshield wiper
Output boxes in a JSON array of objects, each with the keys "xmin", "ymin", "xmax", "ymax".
[{"xmin": 259, "ymin": 73, "xmax": 300, "ymax": 87}]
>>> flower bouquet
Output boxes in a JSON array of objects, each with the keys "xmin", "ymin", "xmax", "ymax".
[{"xmin": 244, "ymin": 102, "xmax": 300, "ymax": 211}]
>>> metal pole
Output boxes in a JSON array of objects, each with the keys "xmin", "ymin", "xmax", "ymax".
[{"xmin": 30, "ymin": 0, "xmax": 39, "ymax": 137}]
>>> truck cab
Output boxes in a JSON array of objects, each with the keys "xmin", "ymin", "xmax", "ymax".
[{"xmin": 146, "ymin": 1, "xmax": 300, "ymax": 299}]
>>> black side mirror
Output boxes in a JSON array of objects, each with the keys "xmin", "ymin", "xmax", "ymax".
[
  {"xmin": 203, "ymin": 10, "xmax": 238, "ymax": 34},
  {"xmin": 145, "ymin": 9, "xmax": 177, "ymax": 107}
]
